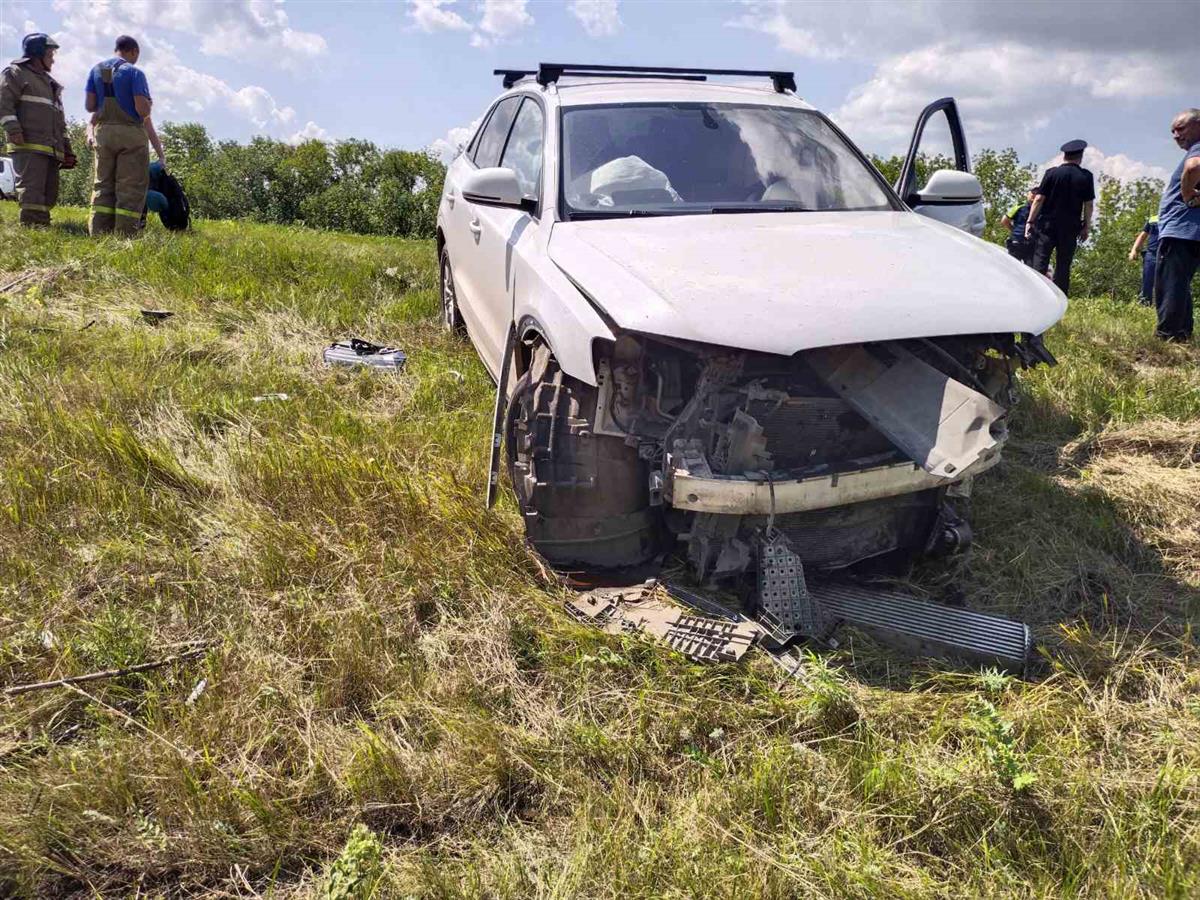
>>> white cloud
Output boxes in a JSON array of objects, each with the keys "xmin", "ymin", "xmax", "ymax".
[
  {"xmin": 832, "ymin": 43, "xmax": 1184, "ymax": 154},
  {"xmin": 429, "ymin": 116, "xmax": 482, "ymax": 163},
  {"xmin": 1038, "ymin": 147, "xmax": 1168, "ymax": 184},
  {"xmin": 289, "ymin": 120, "xmax": 329, "ymax": 145},
  {"xmin": 42, "ymin": 3, "xmax": 307, "ymax": 137},
  {"xmin": 92, "ymin": 0, "xmax": 328, "ymax": 68},
  {"xmin": 569, "ymin": 0, "xmax": 621, "ymax": 38},
  {"xmin": 407, "ymin": 0, "xmax": 533, "ymax": 48},
  {"xmin": 470, "ymin": 0, "xmax": 534, "ymax": 48},
  {"xmin": 733, "ymin": 0, "xmax": 1194, "ymax": 168},
  {"xmin": 409, "ymin": 0, "xmax": 470, "ymax": 32}
]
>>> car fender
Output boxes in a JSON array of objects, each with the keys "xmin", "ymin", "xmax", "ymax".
[{"xmin": 512, "ymin": 222, "xmax": 615, "ymax": 386}]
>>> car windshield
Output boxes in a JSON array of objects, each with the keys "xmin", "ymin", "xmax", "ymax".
[{"xmin": 561, "ymin": 102, "xmax": 895, "ymax": 218}]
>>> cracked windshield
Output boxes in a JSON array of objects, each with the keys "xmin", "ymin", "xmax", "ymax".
[{"xmin": 562, "ymin": 103, "xmax": 895, "ymax": 216}]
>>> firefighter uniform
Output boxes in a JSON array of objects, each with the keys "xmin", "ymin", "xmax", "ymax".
[
  {"xmin": 88, "ymin": 60, "xmax": 149, "ymax": 236},
  {"xmin": 0, "ymin": 41, "xmax": 73, "ymax": 226}
]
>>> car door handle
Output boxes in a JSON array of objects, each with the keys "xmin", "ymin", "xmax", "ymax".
[{"xmin": 468, "ymin": 219, "xmax": 482, "ymax": 236}]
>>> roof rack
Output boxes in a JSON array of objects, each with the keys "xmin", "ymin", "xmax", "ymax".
[
  {"xmin": 494, "ymin": 69, "xmax": 536, "ymax": 89},
  {"xmin": 493, "ymin": 68, "xmax": 708, "ymax": 88},
  {"xmin": 532, "ymin": 63, "xmax": 797, "ymax": 93}
]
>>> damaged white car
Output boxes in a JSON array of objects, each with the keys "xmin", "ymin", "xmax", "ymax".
[{"xmin": 437, "ymin": 64, "xmax": 1065, "ymax": 668}]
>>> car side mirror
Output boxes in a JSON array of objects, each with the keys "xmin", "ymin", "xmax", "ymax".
[
  {"xmin": 461, "ymin": 166, "xmax": 536, "ymax": 213},
  {"xmin": 916, "ymin": 169, "xmax": 983, "ymax": 204}
]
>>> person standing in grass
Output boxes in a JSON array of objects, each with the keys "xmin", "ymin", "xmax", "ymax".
[
  {"xmin": 83, "ymin": 35, "xmax": 166, "ymax": 236},
  {"xmin": 1153, "ymin": 109, "xmax": 1200, "ymax": 342},
  {"xmin": 1025, "ymin": 139, "xmax": 1095, "ymax": 297},
  {"xmin": 1127, "ymin": 215, "xmax": 1159, "ymax": 307},
  {"xmin": 1000, "ymin": 186, "xmax": 1038, "ymax": 263},
  {"xmin": 0, "ymin": 33, "xmax": 77, "ymax": 226}
]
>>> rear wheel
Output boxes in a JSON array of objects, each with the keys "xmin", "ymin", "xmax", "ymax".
[
  {"xmin": 506, "ymin": 356, "xmax": 659, "ymax": 569},
  {"xmin": 440, "ymin": 248, "xmax": 464, "ymax": 335}
]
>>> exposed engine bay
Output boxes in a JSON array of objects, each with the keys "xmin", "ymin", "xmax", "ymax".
[{"xmin": 506, "ymin": 330, "xmax": 1054, "ymax": 663}]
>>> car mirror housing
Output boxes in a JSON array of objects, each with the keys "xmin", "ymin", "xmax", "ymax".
[
  {"xmin": 916, "ymin": 169, "xmax": 983, "ymax": 204},
  {"xmin": 461, "ymin": 167, "xmax": 533, "ymax": 211}
]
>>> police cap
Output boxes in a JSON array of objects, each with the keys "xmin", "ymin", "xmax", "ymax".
[
  {"xmin": 1060, "ymin": 139, "xmax": 1087, "ymax": 154},
  {"xmin": 21, "ymin": 33, "xmax": 60, "ymax": 58}
]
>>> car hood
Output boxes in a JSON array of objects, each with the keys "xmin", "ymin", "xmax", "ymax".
[{"xmin": 548, "ymin": 211, "xmax": 1066, "ymax": 355}]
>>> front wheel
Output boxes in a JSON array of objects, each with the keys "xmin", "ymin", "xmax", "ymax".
[
  {"xmin": 506, "ymin": 356, "xmax": 660, "ymax": 569},
  {"xmin": 439, "ymin": 248, "xmax": 465, "ymax": 335}
]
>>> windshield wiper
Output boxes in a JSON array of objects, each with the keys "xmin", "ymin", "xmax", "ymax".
[
  {"xmin": 710, "ymin": 205, "xmax": 811, "ymax": 214},
  {"xmin": 569, "ymin": 209, "xmax": 697, "ymax": 220}
]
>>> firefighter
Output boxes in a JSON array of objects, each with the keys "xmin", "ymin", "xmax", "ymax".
[
  {"xmin": 84, "ymin": 35, "xmax": 164, "ymax": 236},
  {"xmin": 0, "ymin": 33, "xmax": 76, "ymax": 226}
]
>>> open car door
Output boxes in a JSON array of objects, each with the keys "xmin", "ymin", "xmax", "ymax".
[{"xmin": 896, "ymin": 98, "xmax": 985, "ymax": 237}]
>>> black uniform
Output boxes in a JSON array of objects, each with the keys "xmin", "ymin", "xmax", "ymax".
[{"xmin": 1028, "ymin": 161, "xmax": 1095, "ymax": 296}]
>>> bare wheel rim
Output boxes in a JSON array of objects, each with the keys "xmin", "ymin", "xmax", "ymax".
[{"xmin": 441, "ymin": 256, "xmax": 457, "ymax": 330}]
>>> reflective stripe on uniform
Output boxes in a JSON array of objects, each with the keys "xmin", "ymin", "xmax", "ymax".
[
  {"xmin": 91, "ymin": 204, "xmax": 142, "ymax": 219},
  {"xmin": 20, "ymin": 202, "xmax": 50, "ymax": 212},
  {"xmin": 0, "ymin": 114, "xmax": 18, "ymax": 125},
  {"xmin": 4, "ymin": 141, "xmax": 65, "ymax": 160},
  {"xmin": 19, "ymin": 94, "xmax": 61, "ymax": 109}
]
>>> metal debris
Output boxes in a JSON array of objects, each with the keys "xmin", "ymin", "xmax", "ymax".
[
  {"xmin": 568, "ymin": 581, "xmax": 757, "ymax": 664},
  {"xmin": 323, "ymin": 338, "xmax": 407, "ymax": 371},
  {"xmin": 140, "ymin": 309, "xmax": 174, "ymax": 324},
  {"xmin": 757, "ymin": 529, "xmax": 821, "ymax": 639}
]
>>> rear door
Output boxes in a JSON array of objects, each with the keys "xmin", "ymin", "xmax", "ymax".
[{"xmin": 896, "ymin": 98, "xmax": 985, "ymax": 236}]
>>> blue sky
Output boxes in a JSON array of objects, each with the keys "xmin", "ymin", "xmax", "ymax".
[{"xmin": 2, "ymin": 0, "xmax": 1193, "ymax": 181}]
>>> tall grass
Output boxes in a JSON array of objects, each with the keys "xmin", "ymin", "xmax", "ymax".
[{"xmin": 1, "ymin": 203, "xmax": 1198, "ymax": 897}]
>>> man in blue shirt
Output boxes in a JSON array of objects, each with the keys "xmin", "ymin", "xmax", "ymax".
[
  {"xmin": 1154, "ymin": 109, "xmax": 1200, "ymax": 342},
  {"xmin": 83, "ymin": 35, "xmax": 165, "ymax": 235}
]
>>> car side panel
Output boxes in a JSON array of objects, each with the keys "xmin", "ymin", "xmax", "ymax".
[{"xmin": 440, "ymin": 153, "xmax": 491, "ymax": 343}]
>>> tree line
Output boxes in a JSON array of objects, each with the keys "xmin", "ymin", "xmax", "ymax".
[
  {"xmin": 56, "ymin": 120, "xmax": 1163, "ymax": 302},
  {"xmin": 58, "ymin": 120, "xmax": 445, "ymax": 240}
]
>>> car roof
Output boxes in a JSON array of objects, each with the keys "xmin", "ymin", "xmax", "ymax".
[{"xmin": 499, "ymin": 77, "xmax": 816, "ymax": 111}]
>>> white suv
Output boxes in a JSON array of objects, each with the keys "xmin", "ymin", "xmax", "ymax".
[{"xmin": 437, "ymin": 64, "xmax": 1064, "ymax": 600}]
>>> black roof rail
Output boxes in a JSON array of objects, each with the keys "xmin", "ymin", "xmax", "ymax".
[
  {"xmin": 494, "ymin": 69, "xmax": 536, "ymax": 88},
  {"xmin": 535, "ymin": 63, "xmax": 796, "ymax": 93}
]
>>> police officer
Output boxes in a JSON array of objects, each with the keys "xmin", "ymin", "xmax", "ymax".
[
  {"xmin": 83, "ymin": 35, "xmax": 165, "ymax": 236},
  {"xmin": 1127, "ymin": 215, "xmax": 1159, "ymax": 306},
  {"xmin": 1025, "ymin": 139, "xmax": 1095, "ymax": 296},
  {"xmin": 0, "ymin": 33, "xmax": 76, "ymax": 226},
  {"xmin": 1000, "ymin": 185, "xmax": 1039, "ymax": 262},
  {"xmin": 1153, "ymin": 108, "xmax": 1200, "ymax": 342}
]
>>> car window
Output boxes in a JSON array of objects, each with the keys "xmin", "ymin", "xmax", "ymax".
[
  {"xmin": 500, "ymin": 99, "xmax": 544, "ymax": 201},
  {"xmin": 561, "ymin": 103, "xmax": 895, "ymax": 217},
  {"xmin": 472, "ymin": 97, "xmax": 520, "ymax": 169}
]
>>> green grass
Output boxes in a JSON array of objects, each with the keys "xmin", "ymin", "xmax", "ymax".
[{"xmin": 1, "ymin": 202, "xmax": 1199, "ymax": 898}]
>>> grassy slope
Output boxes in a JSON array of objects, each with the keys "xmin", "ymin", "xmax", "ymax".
[{"xmin": 1, "ymin": 203, "xmax": 1199, "ymax": 898}]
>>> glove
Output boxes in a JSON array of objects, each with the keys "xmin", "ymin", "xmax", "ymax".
[{"xmin": 60, "ymin": 152, "xmax": 77, "ymax": 170}]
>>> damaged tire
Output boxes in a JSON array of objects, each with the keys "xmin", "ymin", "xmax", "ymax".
[{"xmin": 506, "ymin": 356, "xmax": 659, "ymax": 568}]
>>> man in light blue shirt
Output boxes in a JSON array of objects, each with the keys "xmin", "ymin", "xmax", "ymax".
[{"xmin": 1154, "ymin": 109, "xmax": 1200, "ymax": 342}]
